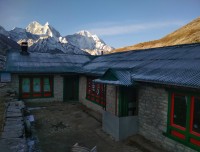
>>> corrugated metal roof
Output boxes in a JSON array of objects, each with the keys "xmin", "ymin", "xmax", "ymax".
[
  {"xmin": 94, "ymin": 69, "xmax": 132, "ymax": 86},
  {"xmin": 5, "ymin": 50, "xmax": 92, "ymax": 73},
  {"xmin": 4, "ymin": 43, "xmax": 200, "ymax": 89},
  {"xmin": 85, "ymin": 43, "xmax": 200, "ymax": 89}
]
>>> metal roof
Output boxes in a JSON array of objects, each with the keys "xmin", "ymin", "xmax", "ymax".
[
  {"xmin": 84, "ymin": 43, "xmax": 200, "ymax": 89},
  {"xmin": 4, "ymin": 43, "xmax": 200, "ymax": 89},
  {"xmin": 5, "ymin": 50, "xmax": 92, "ymax": 73},
  {"xmin": 94, "ymin": 69, "xmax": 132, "ymax": 86}
]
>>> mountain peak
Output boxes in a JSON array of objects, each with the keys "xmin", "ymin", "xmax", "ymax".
[
  {"xmin": 45, "ymin": 22, "xmax": 49, "ymax": 26},
  {"xmin": 28, "ymin": 21, "xmax": 42, "ymax": 27},
  {"xmin": 26, "ymin": 21, "xmax": 60, "ymax": 38},
  {"xmin": 77, "ymin": 30, "xmax": 93, "ymax": 37}
]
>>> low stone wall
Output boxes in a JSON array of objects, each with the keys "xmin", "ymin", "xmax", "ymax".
[
  {"xmin": 79, "ymin": 76, "xmax": 104, "ymax": 114},
  {"xmin": 103, "ymin": 111, "xmax": 138, "ymax": 141},
  {"xmin": 106, "ymin": 85, "xmax": 119, "ymax": 115},
  {"xmin": 138, "ymin": 86, "xmax": 195, "ymax": 152}
]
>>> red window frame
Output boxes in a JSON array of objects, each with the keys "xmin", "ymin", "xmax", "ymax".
[
  {"xmin": 86, "ymin": 77, "xmax": 106, "ymax": 107},
  {"xmin": 20, "ymin": 76, "xmax": 53, "ymax": 98}
]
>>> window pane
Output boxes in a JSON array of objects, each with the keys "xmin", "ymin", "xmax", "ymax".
[
  {"xmin": 173, "ymin": 95, "xmax": 187, "ymax": 128},
  {"xmin": 33, "ymin": 78, "xmax": 41, "ymax": 92},
  {"xmin": 192, "ymin": 97, "xmax": 200, "ymax": 134},
  {"xmin": 22, "ymin": 78, "xmax": 30, "ymax": 93},
  {"xmin": 44, "ymin": 78, "xmax": 50, "ymax": 92}
]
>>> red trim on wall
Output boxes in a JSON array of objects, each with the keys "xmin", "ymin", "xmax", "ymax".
[
  {"xmin": 170, "ymin": 93, "xmax": 175, "ymax": 126},
  {"xmin": 190, "ymin": 138, "xmax": 200, "ymax": 147},
  {"xmin": 190, "ymin": 96, "xmax": 200, "ymax": 137},
  {"xmin": 170, "ymin": 93, "xmax": 186, "ymax": 131},
  {"xmin": 115, "ymin": 87, "xmax": 118, "ymax": 116},
  {"xmin": 171, "ymin": 130, "xmax": 186, "ymax": 139}
]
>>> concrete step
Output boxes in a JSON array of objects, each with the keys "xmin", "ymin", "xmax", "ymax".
[{"xmin": 127, "ymin": 134, "xmax": 168, "ymax": 152}]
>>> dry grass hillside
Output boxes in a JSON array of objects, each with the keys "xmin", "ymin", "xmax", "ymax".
[{"xmin": 113, "ymin": 17, "xmax": 200, "ymax": 53}]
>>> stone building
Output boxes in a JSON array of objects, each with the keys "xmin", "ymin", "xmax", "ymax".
[{"xmin": 1, "ymin": 43, "xmax": 200, "ymax": 152}]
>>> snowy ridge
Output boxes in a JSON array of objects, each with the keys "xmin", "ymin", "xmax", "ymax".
[
  {"xmin": 66, "ymin": 30, "xmax": 114, "ymax": 55},
  {"xmin": 26, "ymin": 21, "xmax": 61, "ymax": 38},
  {"xmin": 0, "ymin": 21, "xmax": 114, "ymax": 55}
]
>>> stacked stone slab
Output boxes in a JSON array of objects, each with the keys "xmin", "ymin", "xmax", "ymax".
[{"xmin": 0, "ymin": 100, "xmax": 27, "ymax": 152}]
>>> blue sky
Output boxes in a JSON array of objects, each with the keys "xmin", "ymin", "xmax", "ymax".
[{"xmin": 0, "ymin": 0, "xmax": 199, "ymax": 48}]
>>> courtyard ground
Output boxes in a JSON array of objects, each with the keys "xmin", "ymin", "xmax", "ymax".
[{"xmin": 27, "ymin": 102, "xmax": 142, "ymax": 152}]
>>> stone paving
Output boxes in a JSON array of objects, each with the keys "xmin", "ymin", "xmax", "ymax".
[{"xmin": 0, "ymin": 100, "xmax": 28, "ymax": 152}]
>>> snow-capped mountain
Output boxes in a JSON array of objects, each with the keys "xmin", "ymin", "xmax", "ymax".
[
  {"xmin": 29, "ymin": 37, "xmax": 85, "ymax": 54},
  {"xmin": 65, "ymin": 30, "xmax": 114, "ymax": 55},
  {"xmin": 0, "ymin": 21, "xmax": 114, "ymax": 55},
  {"xmin": 26, "ymin": 21, "xmax": 61, "ymax": 38}
]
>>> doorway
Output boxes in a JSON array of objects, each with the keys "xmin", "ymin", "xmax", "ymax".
[{"xmin": 63, "ymin": 76, "xmax": 79, "ymax": 102}]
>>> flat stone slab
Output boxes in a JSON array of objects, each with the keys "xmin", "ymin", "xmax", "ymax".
[
  {"xmin": 6, "ymin": 112, "xmax": 22, "ymax": 118},
  {"xmin": 1, "ymin": 130, "xmax": 24, "ymax": 139},
  {"xmin": 4, "ymin": 124, "xmax": 24, "ymax": 131},
  {"xmin": 7, "ymin": 108, "xmax": 21, "ymax": 113},
  {"xmin": 0, "ymin": 138, "xmax": 27, "ymax": 152},
  {"xmin": 5, "ymin": 120, "xmax": 24, "ymax": 126},
  {"xmin": 6, "ymin": 117, "xmax": 23, "ymax": 121}
]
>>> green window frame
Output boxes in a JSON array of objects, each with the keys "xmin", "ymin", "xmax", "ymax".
[
  {"xmin": 166, "ymin": 92, "xmax": 200, "ymax": 151},
  {"xmin": 20, "ymin": 76, "xmax": 53, "ymax": 98}
]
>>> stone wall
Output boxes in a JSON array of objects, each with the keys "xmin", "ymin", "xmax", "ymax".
[
  {"xmin": 79, "ymin": 76, "xmax": 104, "ymax": 114},
  {"xmin": 106, "ymin": 85, "xmax": 118, "ymax": 115},
  {"xmin": 3, "ymin": 74, "xmax": 63, "ymax": 102},
  {"xmin": 138, "ymin": 85, "xmax": 196, "ymax": 152}
]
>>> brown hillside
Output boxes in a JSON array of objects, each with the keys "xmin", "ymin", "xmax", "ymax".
[{"xmin": 112, "ymin": 17, "xmax": 200, "ymax": 53}]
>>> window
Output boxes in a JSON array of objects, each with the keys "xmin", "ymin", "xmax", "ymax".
[
  {"xmin": 20, "ymin": 76, "xmax": 53, "ymax": 98},
  {"xmin": 167, "ymin": 92, "xmax": 200, "ymax": 151},
  {"xmin": 171, "ymin": 94, "xmax": 187, "ymax": 130},
  {"xmin": 86, "ymin": 77, "xmax": 106, "ymax": 107},
  {"xmin": 22, "ymin": 78, "xmax": 30, "ymax": 98}
]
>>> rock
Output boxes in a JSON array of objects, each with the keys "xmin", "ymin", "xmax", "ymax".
[
  {"xmin": 4, "ymin": 124, "xmax": 24, "ymax": 132},
  {"xmin": 0, "ymin": 138, "xmax": 27, "ymax": 152},
  {"xmin": 1, "ymin": 130, "xmax": 24, "ymax": 139},
  {"xmin": 6, "ymin": 112, "xmax": 22, "ymax": 118}
]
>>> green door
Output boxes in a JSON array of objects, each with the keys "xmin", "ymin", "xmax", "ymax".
[
  {"xmin": 64, "ymin": 76, "xmax": 79, "ymax": 102},
  {"xmin": 119, "ymin": 87, "xmax": 137, "ymax": 117}
]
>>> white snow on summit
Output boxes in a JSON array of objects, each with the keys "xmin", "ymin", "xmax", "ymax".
[
  {"xmin": 26, "ymin": 21, "xmax": 60, "ymax": 38},
  {"xmin": 65, "ymin": 30, "xmax": 114, "ymax": 55}
]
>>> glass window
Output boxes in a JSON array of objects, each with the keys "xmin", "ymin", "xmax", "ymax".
[
  {"xmin": 44, "ymin": 78, "xmax": 50, "ymax": 92},
  {"xmin": 192, "ymin": 97, "xmax": 200, "ymax": 134},
  {"xmin": 33, "ymin": 78, "xmax": 41, "ymax": 92},
  {"xmin": 173, "ymin": 95, "xmax": 187, "ymax": 128},
  {"xmin": 22, "ymin": 78, "xmax": 30, "ymax": 93}
]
